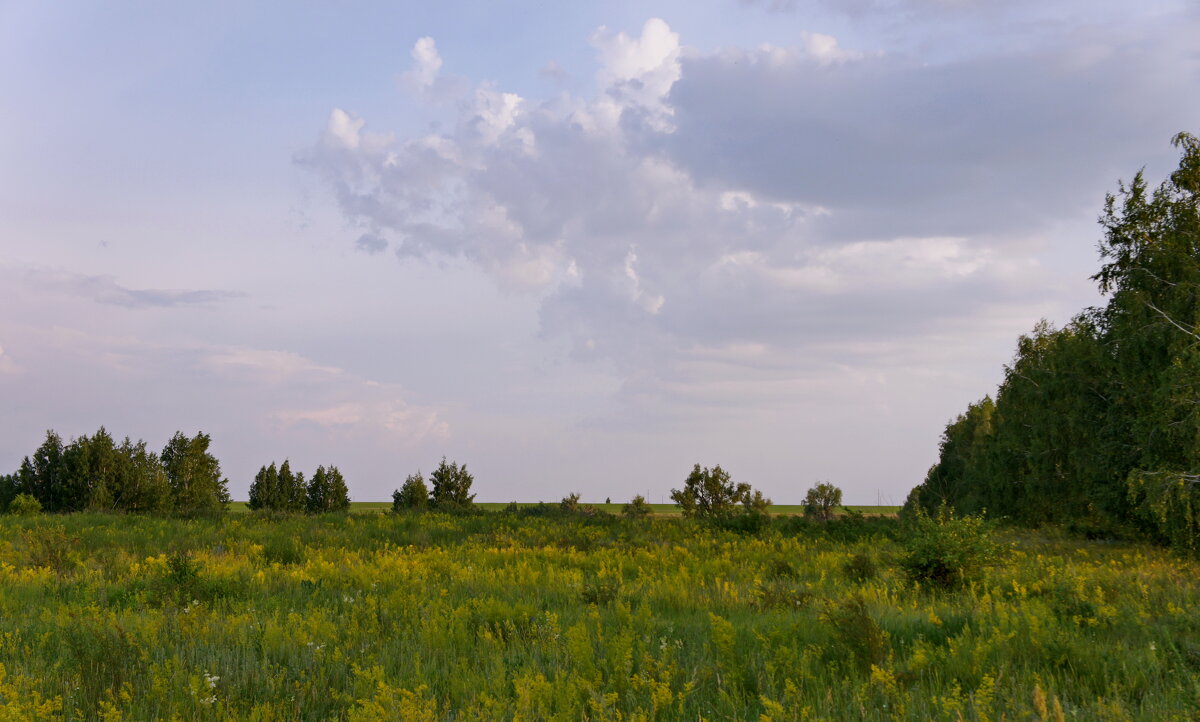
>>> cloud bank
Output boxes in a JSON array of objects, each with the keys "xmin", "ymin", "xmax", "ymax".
[{"xmin": 301, "ymin": 14, "xmax": 1197, "ymax": 411}]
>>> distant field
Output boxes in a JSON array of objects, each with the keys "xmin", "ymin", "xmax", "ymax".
[{"xmin": 229, "ymin": 501, "xmax": 901, "ymax": 516}]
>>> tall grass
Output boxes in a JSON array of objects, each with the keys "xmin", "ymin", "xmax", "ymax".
[{"xmin": 0, "ymin": 511, "xmax": 1195, "ymax": 719}]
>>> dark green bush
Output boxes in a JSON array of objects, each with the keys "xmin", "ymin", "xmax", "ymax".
[
  {"xmin": 260, "ymin": 535, "xmax": 305, "ymax": 566},
  {"xmin": 824, "ymin": 595, "xmax": 888, "ymax": 673},
  {"xmin": 843, "ymin": 552, "xmax": 878, "ymax": 583},
  {"xmin": 21, "ymin": 524, "xmax": 79, "ymax": 574},
  {"xmin": 899, "ymin": 505, "xmax": 1000, "ymax": 589}
]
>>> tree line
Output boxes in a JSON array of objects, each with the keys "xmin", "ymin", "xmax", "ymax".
[
  {"xmin": 0, "ymin": 428, "xmax": 230, "ymax": 515},
  {"xmin": 4, "ymin": 430, "xmax": 849, "ymax": 524},
  {"xmin": 246, "ymin": 461, "xmax": 350, "ymax": 514},
  {"xmin": 905, "ymin": 132, "xmax": 1200, "ymax": 554}
]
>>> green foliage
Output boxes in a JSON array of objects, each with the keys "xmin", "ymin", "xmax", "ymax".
[
  {"xmin": 248, "ymin": 459, "xmax": 308, "ymax": 513},
  {"xmin": 1127, "ymin": 470, "xmax": 1200, "ymax": 554},
  {"xmin": 560, "ymin": 492, "xmax": 581, "ymax": 513},
  {"xmin": 429, "ymin": 457, "xmax": 475, "ymax": 511},
  {"xmin": 622, "ymin": 494, "xmax": 651, "ymax": 517},
  {"xmin": 842, "ymin": 552, "xmax": 878, "ymax": 583},
  {"xmin": 164, "ymin": 549, "xmax": 202, "ymax": 602},
  {"xmin": 247, "ymin": 462, "xmax": 280, "ymax": 511},
  {"xmin": 824, "ymin": 595, "xmax": 888, "ymax": 673},
  {"xmin": 0, "ymin": 473, "xmax": 16, "ymax": 513},
  {"xmin": 260, "ymin": 534, "xmax": 306, "ymax": 565},
  {"xmin": 906, "ymin": 133, "xmax": 1200, "ymax": 552},
  {"xmin": 9, "ymin": 493, "xmax": 42, "ymax": 516},
  {"xmin": 803, "ymin": 482, "xmax": 843, "ymax": 521},
  {"xmin": 305, "ymin": 465, "xmax": 351, "ymax": 514},
  {"xmin": 899, "ymin": 506, "xmax": 1000, "ymax": 589},
  {"xmin": 670, "ymin": 464, "xmax": 771, "ymax": 531},
  {"xmin": 671, "ymin": 464, "xmax": 742, "ymax": 517},
  {"xmin": 5, "ymin": 428, "xmax": 174, "ymax": 515},
  {"xmin": 161, "ymin": 431, "xmax": 231, "ymax": 515},
  {"xmin": 0, "ymin": 512, "xmax": 1197, "ymax": 718},
  {"xmin": 579, "ymin": 580, "xmax": 619, "ymax": 605},
  {"xmin": 20, "ymin": 524, "xmax": 79, "ymax": 574},
  {"xmin": 393, "ymin": 472, "xmax": 429, "ymax": 512}
]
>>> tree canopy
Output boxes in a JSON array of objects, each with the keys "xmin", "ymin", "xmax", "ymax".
[{"xmin": 905, "ymin": 132, "xmax": 1200, "ymax": 552}]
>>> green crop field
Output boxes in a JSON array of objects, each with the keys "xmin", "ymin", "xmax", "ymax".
[{"xmin": 0, "ymin": 511, "xmax": 1196, "ymax": 720}]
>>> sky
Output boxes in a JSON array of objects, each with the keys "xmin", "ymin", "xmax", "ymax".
[{"xmin": 2, "ymin": 0, "xmax": 1198, "ymax": 504}]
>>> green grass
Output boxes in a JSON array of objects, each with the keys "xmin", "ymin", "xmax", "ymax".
[
  {"xmin": 0, "ymin": 510, "xmax": 1191, "ymax": 720},
  {"xmin": 229, "ymin": 501, "xmax": 901, "ymax": 516}
]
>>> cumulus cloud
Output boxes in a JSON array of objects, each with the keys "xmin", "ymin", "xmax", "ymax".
[
  {"xmin": 398, "ymin": 35, "xmax": 469, "ymax": 101},
  {"xmin": 300, "ymin": 14, "xmax": 1200, "ymax": 404},
  {"xmin": 405, "ymin": 36, "xmax": 442, "ymax": 91}
]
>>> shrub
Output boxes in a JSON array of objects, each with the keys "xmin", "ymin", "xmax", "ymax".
[
  {"xmin": 393, "ymin": 472, "xmax": 429, "ymax": 512},
  {"xmin": 765, "ymin": 558, "xmax": 797, "ymax": 579},
  {"xmin": 9, "ymin": 493, "xmax": 42, "ymax": 516},
  {"xmin": 843, "ymin": 552, "xmax": 878, "ymax": 583},
  {"xmin": 622, "ymin": 494, "xmax": 651, "ymax": 518},
  {"xmin": 803, "ymin": 482, "xmax": 843, "ymax": 521},
  {"xmin": 260, "ymin": 535, "xmax": 305, "ymax": 566},
  {"xmin": 580, "ymin": 580, "xmax": 619, "ymax": 605},
  {"xmin": 21, "ymin": 524, "xmax": 78, "ymax": 573},
  {"xmin": 560, "ymin": 492, "xmax": 581, "ymax": 514},
  {"xmin": 824, "ymin": 595, "xmax": 889, "ymax": 673},
  {"xmin": 899, "ymin": 505, "xmax": 1000, "ymax": 589}
]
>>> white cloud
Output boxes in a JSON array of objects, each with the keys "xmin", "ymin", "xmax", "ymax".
[
  {"xmin": 406, "ymin": 36, "xmax": 442, "ymax": 91},
  {"xmin": 271, "ymin": 401, "xmax": 449, "ymax": 442},
  {"xmin": 302, "ymin": 14, "xmax": 1198, "ymax": 407},
  {"xmin": 325, "ymin": 108, "xmax": 364, "ymax": 150},
  {"xmin": 800, "ymin": 32, "xmax": 861, "ymax": 64},
  {"xmin": 206, "ymin": 347, "xmax": 345, "ymax": 383}
]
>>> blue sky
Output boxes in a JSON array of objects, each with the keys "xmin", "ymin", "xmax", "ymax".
[{"xmin": 2, "ymin": 0, "xmax": 1197, "ymax": 503}]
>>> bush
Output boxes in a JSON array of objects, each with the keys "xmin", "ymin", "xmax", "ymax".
[
  {"xmin": 622, "ymin": 494, "xmax": 651, "ymax": 518},
  {"xmin": 260, "ymin": 535, "xmax": 305, "ymax": 566},
  {"xmin": 824, "ymin": 595, "xmax": 888, "ymax": 673},
  {"xmin": 899, "ymin": 505, "xmax": 1000, "ymax": 589},
  {"xmin": 580, "ymin": 580, "xmax": 619, "ymax": 605},
  {"xmin": 843, "ymin": 552, "xmax": 878, "ymax": 583},
  {"xmin": 803, "ymin": 482, "xmax": 842, "ymax": 521},
  {"xmin": 9, "ymin": 493, "xmax": 42, "ymax": 516},
  {"xmin": 753, "ymin": 579, "xmax": 813, "ymax": 609},
  {"xmin": 560, "ymin": 492, "xmax": 581, "ymax": 514},
  {"xmin": 393, "ymin": 472, "xmax": 429, "ymax": 512},
  {"xmin": 21, "ymin": 524, "xmax": 78, "ymax": 573}
]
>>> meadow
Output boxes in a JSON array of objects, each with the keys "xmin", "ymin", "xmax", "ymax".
[
  {"xmin": 0, "ymin": 511, "xmax": 1196, "ymax": 720},
  {"xmin": 227, "ymin": 503, "xmax": 902, "ymax": 516}
]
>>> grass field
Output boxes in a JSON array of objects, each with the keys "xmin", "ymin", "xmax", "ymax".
[
  {"xmin": 228, "ymin": 502, "xmax": 902, "ymax": 516},
  {"xmin": 0, "ymin": 511, "xmax": 1196, "ymax": 720}
]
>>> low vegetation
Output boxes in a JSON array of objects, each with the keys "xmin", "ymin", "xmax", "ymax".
[{"xmin": 0, "ymin": 511, "xmax": 1195, "ymax": 720}]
